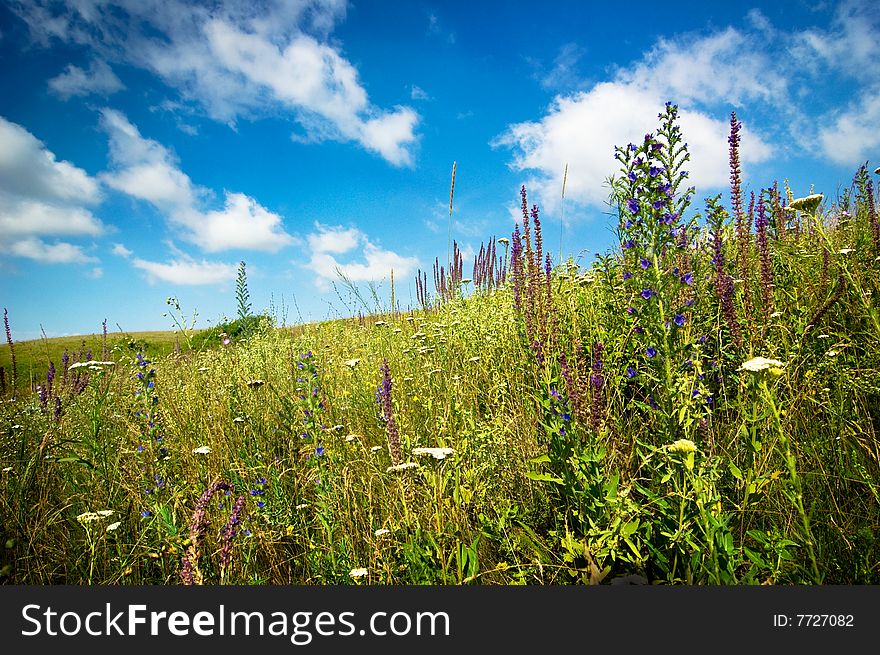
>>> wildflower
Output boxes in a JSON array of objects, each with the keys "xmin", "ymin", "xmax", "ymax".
[
  {"xmin": 106, "ymin": 522, "xmax": 122, "ymax": 533},
  {"xmin": 222, "ymin": 337, "xmax": 230, "ymax": 346},
  {"xmin": 344, "ymin": 358, "xmax": 360, "ymax": 368},
  {"xmin": 386, "ymin": 462, "xmax": 419, "ymax": 473},
  {"xmin": 623, "ymin": 271, "xmax": 633, "ymax": 280},
  {"xmin": 788, "ymin": 194, "xmax": 823, "ymax": 213},
  {"xmin": 370, "ymin": 446, "xmax": 382, "ymax": 453},
  {"xmin": 315, "ymin": 445, "xmax": 325, "ymax": 457},
  {"xmin": 674, "ymin": 314, "xmax": 685, "ymax": 327},
  {"xmin": 681, "ymin": 272, "xmax": 694, "ymax": 286},
  {"xmin": 646, "ymin": 347, "xmax": 658, "ymax": 358},
  {"xmin": 838, "ymin": 248, "xmax": 854, "ymax": 255},
  {"xmin": 412, "ymin": 447, "xmax": 455, "ymax": 460},
  {"xmin": 826, "ymin": 350, "xmax": 839, "ymax": 357},
  {"xmin": 345, "ymin": 434, "xmax": 357, "ymax": 442},
  {"xmin": 374, "ymin": 529, "xmax": 391, "ymax": 537},
  {"xmin": 192, "ymin": 446, "xmax": 211, "ymax": 455},
  {"xmin": 668, "ymin": 439, "xmax": 697, "ymax": 454},
  {"xmin": 140, "ymin": 510, "xmax": 152, "ymax": 518},
  {"xmin": 627, "ymin": 198, "xmax": 640, "ymax": 214},
  {"xmin": 349, "ymin": 568, "xmax": 368, "ymax": 578},
  {"xmin": 739, "ymin": 356, "xmax": 785, "ymax": 373},
  {"xmin": 641, "ymin": 289, "xmax": 654, "ymax": 300},
  {"xmin": 639, "ymin": 258, "xmax": 650, "ymax": 270},
  {"xmin": 626, "ymin": 366, "xmax": 637, "ymax": 379},
  {"xmin": 622, "ymin": 239, "xmax": 635, "ymax": 249}
]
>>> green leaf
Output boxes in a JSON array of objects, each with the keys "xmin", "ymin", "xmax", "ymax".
[
  {"xmin": 621, "ymin": 519, "xmax": 640, "ymax": 537},
  {"xmin": 728, "ymin": 461, "xmax": 743, "ymax": 481},
  {"xmin": 529, "ymin": 454, "xmax": 551, "ymax": 465}
]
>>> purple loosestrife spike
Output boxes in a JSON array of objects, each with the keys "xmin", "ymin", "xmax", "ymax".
[
  {"xmin": 866, "ymin": 177, "xmax": 879, "ymax": 254},
  {"xmin": 181, "ymin": 479, "xmax": 233, "ymax": 585},
  {"xmin": 511, "ymin": 223, "xmax": 524, "ymax": 315},
  {"xmin": 219, "ymin": 495, "xmax": 246, "ymax": 574},
  {"xmin": 379, "ymin": 360, "xmax": 402, "ymax": 466}
]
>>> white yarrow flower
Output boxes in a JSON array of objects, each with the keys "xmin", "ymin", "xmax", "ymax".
[
  {"xmin": 386, "ymin": 462, "xmax": 419, "ymax": 473},
  {"xmin": 739, "ymin": 356, "xmax": 785, "ymax": 373},
  {"xmin": 349, "ymin": 567, "xmax": 368, "ymax": 578},
  {"xmin": 412, "ymin": 447, "xmax": 455, "ymax": 460},
  {"xmin": 106, "ymin": 522, "xmax": 122, "ymax": 532},
  {"xmin": 192, "ymin": 446, "xmax": 212, "ymax": 455},
  {"xmin": 374, "ymin": 529, "xmax": 391, "ymax": 537}
]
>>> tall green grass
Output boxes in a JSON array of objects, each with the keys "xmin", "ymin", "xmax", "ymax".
[{"xmin": 1, "ymin": 108, "xmax": 879, "ymax": 585}]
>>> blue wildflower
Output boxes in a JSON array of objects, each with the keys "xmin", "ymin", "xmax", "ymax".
[
  {"xmin": 641, "ymin": 288, "xmax": 654, "ymax": 300},
  {"xmin": 626, "ymin": 366, "xmax": 637, "ymax": 379},
  {"xmin": 627, "ymin": 198, "xmax": 640, "ymax": 214},
  {"xmin": 674, "ymin": 314, "xmax": 685, "ymax": 327},
  {"xmin": 646, "ymin": 347, "xmax": 658, "ymax": 358}
]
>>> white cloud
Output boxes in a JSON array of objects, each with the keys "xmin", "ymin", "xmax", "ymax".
[
  {"xmin": 0, "ymin": 116, "xmax": 103, "ymax": 264},
  {"xmin": 194, "ymin": 192, "xmax": 296, "ymax": 253},
  {"xmin": 87, "ymin": 266, "xmax": 104, "ymax": 279},
  {"xmin": 818, "ymin": 91, "xmax": 880, "ymax": 165},
  {"xmin": 305, "ymin": 223, "xmax": 419, "ymax": 290},
  {"xmin": 48, "ymin": 59, "xmax": 124, "ymax": 99},
  {"xmin": 7, "ymin": 237, "xmax": 97, "ymax": 264},
  {"xmin": 0, "ymin": 115, "xmax": 101, "ymax": 203},
  {"xmin": 100, "ymin": 109, "xmax": 294, "ymax": 252},
  {"xmin": 112, "ymin": 243, "xmax": 132, "ymax": 257},
  {"xmin": 13, "ymin": 0, "xmax": 419, "ymax": 166},
  {"xmin": 132, "ymin": 256, "xmax": 238, "ymax": 286},
  {"xmin": 410, "ymin": 85, "xmax": 430, "ymax": 101},
  {"xmin": 496, "ymin": 24, "xmax": 785, "ymax": 214}
]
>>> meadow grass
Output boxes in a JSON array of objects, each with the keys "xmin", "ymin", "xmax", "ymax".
[{"xmin": 1, "ymin": 107, "xmax": 879, "ymax": 585}]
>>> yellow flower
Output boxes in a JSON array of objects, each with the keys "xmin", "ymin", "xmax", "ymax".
[{"xmin": 668, "ymin": 439, "xmax": 696, "ymax": 454}]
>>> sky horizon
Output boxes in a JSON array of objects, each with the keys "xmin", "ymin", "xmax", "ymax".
[{"xmin": 2, "ymin": 0, "xmax": 878, "ymax": 341}]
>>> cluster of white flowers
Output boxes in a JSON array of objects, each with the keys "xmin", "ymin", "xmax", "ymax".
[{"xmin": 412, "ymin": 447, "xmax": 455, "ymax": 460}]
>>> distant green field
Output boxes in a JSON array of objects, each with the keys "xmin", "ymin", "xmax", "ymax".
[{"xmin": 0, "ymin": 330, "xmax": 193, "ymax": 392}]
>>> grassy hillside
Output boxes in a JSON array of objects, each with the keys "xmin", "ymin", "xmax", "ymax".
[{"xmin": 2, "ymin": 106, "xmax": 879, "ymax": 585}]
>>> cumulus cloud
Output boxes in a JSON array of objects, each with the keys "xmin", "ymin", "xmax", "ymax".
[
  {"xmin": 305, "ymin": 223, "xmax": 419, "ymax": 291},
  {"xmin": 12, "ymin": 0, "xmax": 419, "ymax": 166},
  {"xmin": 496, "ymin": 3, "xmax": 880, "ymax": 215},
  {"xmin": 0, "ymin": 116, "xmax": 101, "ymax": 203},
  {"xmin": 132, "ymin": 256, "xmax": 238, "ymax": 286},
  {"xmin": 100, "ymin": 108, "xmax": 294, "ymax": 253},
  {"xmin": 0, "ymin": 115, "xmax": 103, "ymax": 264},
  {"xmin": 48, "ymin": 59, "xmax": 124, "ymax": 99},
  {"xmin": 496, "ymin": 29, "xmax": 778, "ymax": 214},
  {"xmin": 8, "ymin": 237, "xmax": 97, "ymax": 264}
]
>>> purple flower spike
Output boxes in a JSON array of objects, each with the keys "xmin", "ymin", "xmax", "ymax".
[{"xmin": 622, "ymin": 239, "xmax": 635, "ymax": 249}]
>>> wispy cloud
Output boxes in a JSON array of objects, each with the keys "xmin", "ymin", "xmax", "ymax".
[
  {"xmin": 48, "ymin": 59, "xmax": 124, "ymax": 99},
  {"xmin": 0, "ymin": 115, "xmax": 103, "ymax": 264},
  {"xmin": 8, "ymin": 237, "xmax": 97, "ymax": 264},
  {"xmin": 100, "ymin": 108, "xmax": 296, "ymax": 253},
  {"xmin": 132, "ymin": 256, "xmax": 238, "ymax": 286},
  {"xmin": 305, "ymin": 223, "xmax": 419, "ymax": 291},
  {"xmin": 12, "ymin": 0, "xmax": 419, "ymax": 166}
]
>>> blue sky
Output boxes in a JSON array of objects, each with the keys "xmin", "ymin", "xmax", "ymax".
[{"xmin": 1, "ymin": 0, "xmax": 878, "ymax": 340}]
